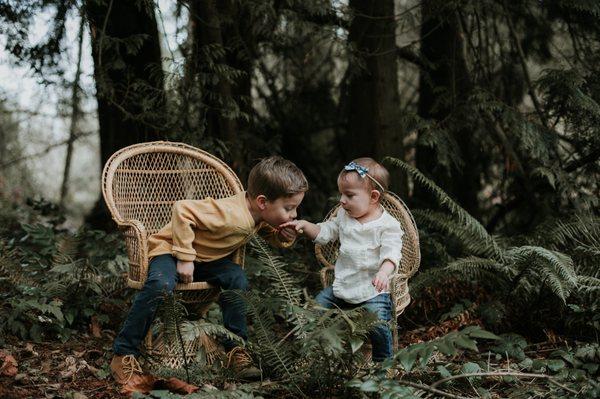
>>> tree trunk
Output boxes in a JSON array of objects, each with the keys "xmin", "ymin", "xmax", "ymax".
[
  {"xmin": 417, "ymin": 1, "xmax": 479, "ymax": 215},
  {"xmin": 344, "ymin": 0, "xmax": 406, "ymax": 195},
  {"xmin": 185, "ymin": 0, "xmax": 252, "ymax": 171},
  {"xmin": 85, "ymin": 0, "xmax": 166, "ymax": 229},
  {"xmin": 60, "ymin": 14, "xmax": 85, "ymax": 208}
]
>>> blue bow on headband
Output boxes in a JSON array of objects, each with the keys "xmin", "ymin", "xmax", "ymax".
[
  {"xmin": 344, "ymin": 161, "xmax": 369, "ymax": 177},
  {"xmin": 343, "ymin": 161, "xmax": 386, "ymax": 192}
]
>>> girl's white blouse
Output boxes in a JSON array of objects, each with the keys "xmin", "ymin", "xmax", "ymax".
[{"xmin": 314, "ymin": 207, "xmax": 404, "ymax": 304}]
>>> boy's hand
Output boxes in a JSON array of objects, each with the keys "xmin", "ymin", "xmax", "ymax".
[
  {"xmin": 372, "ymin": 270, "xmax": 391, "ymax": 292},
  {"xmin": 177, "ymin": 260, "xmax": 195, "ymax": 284},
  {"xmin": 278, "ymin": 226, "xmax": 297, "ymax": 242}
]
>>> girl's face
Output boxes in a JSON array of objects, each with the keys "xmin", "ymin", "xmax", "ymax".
[{"xmin": 337, "ymin": 173, "xmax": 379, "ymax": 219}]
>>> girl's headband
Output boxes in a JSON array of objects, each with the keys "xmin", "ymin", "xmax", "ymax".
[{"xmin": 343, "ymin": 161, "xmax": 386, "ymax": 193}]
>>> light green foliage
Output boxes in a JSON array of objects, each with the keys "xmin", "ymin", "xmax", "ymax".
[{"xmin": 0, "ymin": 199, "xmax": 129, "ymax": 343}]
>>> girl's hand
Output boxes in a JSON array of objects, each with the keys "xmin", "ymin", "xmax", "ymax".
[
  {"xmin": 177, "ymin": 260, "xmax": 195, "ymax": 284},
  {"xmin": 372, "ymin": 270, "xmax": 390, "ymax": 292},
  {"xmin": 280, "ymin": 220, "xmax": 321, "ymax": 241},
  {"xmin": 279, "ymin": 220, "xmax": 306, "ymax": 234}
]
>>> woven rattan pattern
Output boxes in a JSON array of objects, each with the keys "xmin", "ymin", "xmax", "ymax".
[{"xmin": 102, "ymin": 141, "xmax": 245, "ymax": 290}]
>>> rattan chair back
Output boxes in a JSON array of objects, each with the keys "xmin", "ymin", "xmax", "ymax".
[{"xmin": 102, "ymin": 141, "xmax": 244, "ymax": 288}]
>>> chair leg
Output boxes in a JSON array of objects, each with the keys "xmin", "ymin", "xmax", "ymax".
[
  {"xmin": 144, "ymin": 329, "xmax": 153, "ymax": 354},
  {"xmin": 392, "ymin": 313, "xmax": 399, "ymax": 352}
]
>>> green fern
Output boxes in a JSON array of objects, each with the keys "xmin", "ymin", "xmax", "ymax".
[
  {"xmin": 384, "ymin": 156, "xmax": 503, "ymax": 260},
  {"xmin": 248, "ymin": 235, "xmax": 303, "ymax": 307}
]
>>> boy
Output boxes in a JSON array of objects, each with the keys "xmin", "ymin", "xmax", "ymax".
[{"xmin": 111, "ymin": 156, "xmax": 308, "ymax": 383}]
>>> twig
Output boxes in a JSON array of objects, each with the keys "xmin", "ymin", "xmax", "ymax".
[
  {"xmin": 502, "ymin": 1, "xmax": 548, "ymax": 126},
  {"xmin": 431, "ymin": 371, "xmax": 579, "ymax": 395},
  {"xmin": 394, "ymin": 379, "xmax": 474, "ymax": 399},
  {"xmin": 0, "ymin": 131, "xmax": 95, "ymax": 169},
  {"xmin": 483, "ymin": 110, "xmax": 526, "ymax": 176},
  {"xmin": 97, "ymin": 0, "xmax": 114, "ymax": 68}
]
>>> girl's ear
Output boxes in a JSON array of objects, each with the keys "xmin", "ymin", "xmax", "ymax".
[
  {"xmin": 256, "ymin": 195, "xmax": 268, "ymax": 210},
  {"xmin": 370, "ymin": 190, "xmax": 381, "ymax": 203}
]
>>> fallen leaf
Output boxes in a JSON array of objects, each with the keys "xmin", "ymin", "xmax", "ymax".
[
  {"xmin": 202, "ymin": 383, "xmax": 218, "ymax": 391},
  {"xmin": 163, "ymin": 377, "xmax": 199, "ymax": 394},
  {"xmin": 224, "ymin": 382, "xmax": 237, "ymax": 391},
  {"xmin": 0, "ymin": 351, "xmax": 18, "ymax": 377},
  {"xmin": 25, "ymin": 343, "xmax": 39, "ymax": 357},
  {"xmin": 41, "ymin": 360, "xmax": 52, "ymax": 374},
  {"xmin": 73, "ymin": 350, "xmax": 86, "ymax": 358},
  {"xmin": 90, "ymin": 316, "xmax": 102, "ymax": 338}
]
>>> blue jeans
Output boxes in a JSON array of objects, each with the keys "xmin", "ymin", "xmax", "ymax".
[
  {"xmin": 113, "ymin": 254, "xmax": 249, "ymax": 356},
  {"xmin": 315, "ymin": 286, "xmax": 393, "ymax": 361}
]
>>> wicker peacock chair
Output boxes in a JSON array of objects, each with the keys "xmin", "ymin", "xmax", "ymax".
[
  {"xmin": 315, "ymin": 191, "xmax": 420, "ymax": 351},
  {"xmin": 102, "ymin": 141, "xmax": 245, "ymax": 368}
]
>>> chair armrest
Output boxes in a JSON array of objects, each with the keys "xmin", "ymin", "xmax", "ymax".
[
  {"xmin": 320, "ymin": 265, "xmax": 335, "ymax": 288},
  {"xmin": 390, "ymin": 272, "xmax": 411, "ymax": 316},
  {"xmin": 115, "ymin": 219, "xmax": 149, "ymax": 289}
]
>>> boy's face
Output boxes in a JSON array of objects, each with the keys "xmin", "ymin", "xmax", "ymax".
[
  {"xmin": 259, "ymin": 192, "xmax": 305, "ymax": 226},
  {"xmin": 338, "ymin": 173, "xmax": 379, "ymax": 219}
]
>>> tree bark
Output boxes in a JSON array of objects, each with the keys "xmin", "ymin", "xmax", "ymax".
[
  {"xmin": 417, "ymin": 1, "xmax": 479, "ymax": 215},
  {"xmin": 344, "ymin": 0, "xmax": 406, "ymax": 195},
  {"xmin": 185, "ymin": 0, "xmax": 252, "ymax": 171},
  {"xmin": 85, "ymin": 0, "xmax": 166, "ymax": 229},
  {"xmin": 60, "ymin": 14, "xmax": 85, "ymax": 208}
]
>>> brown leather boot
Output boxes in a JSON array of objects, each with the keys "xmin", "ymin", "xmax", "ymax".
[
  {"xmin": 110, "ymin": 354, "xmax": 143, "ymax": 384},
  {"xmin": 226, "ymin": 347, "xmax": 262, "ymax": 380}
]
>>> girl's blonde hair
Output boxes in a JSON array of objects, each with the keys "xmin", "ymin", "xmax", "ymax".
[{"xmin": 338, "ymin": 157, "xmax": 390, "ymax": 192}]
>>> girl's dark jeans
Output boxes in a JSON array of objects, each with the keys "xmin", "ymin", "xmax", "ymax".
[{"xmin": 316, "ymin": 286, "xmax": 393, "ymax": 361}]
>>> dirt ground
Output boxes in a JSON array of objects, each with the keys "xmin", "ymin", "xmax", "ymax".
[{"xmin": 1, "ymin": 333, "xmax": 123, "ymax": 399}]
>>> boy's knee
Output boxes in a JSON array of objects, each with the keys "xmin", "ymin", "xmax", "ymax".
[
  {"xmin": 144, "ymin": 272, "xmax": 176, "ymax": 296},
  {"xmin": 223, "ymin": 265, "xmax": 249, "ymax": 290}
]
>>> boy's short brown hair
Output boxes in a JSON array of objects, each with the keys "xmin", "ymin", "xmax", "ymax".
[
  {"xmin": 247, "ymin": 156, "xmax": 308, "ymax": 200},
  {"xmin": 339, "ymin": 157, "xmax": 390, "ymax": 192}
]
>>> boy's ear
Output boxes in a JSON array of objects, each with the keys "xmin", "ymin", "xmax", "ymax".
[
  {"xmin": 256, "ymin": 195, "xmax": 268, "ymax": 210},
  {"xmin": 370, "ymin": 190, "xmax": 381, "ymax": 203}
]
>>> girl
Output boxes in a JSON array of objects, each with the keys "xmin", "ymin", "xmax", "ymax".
[{"xmin": 280, "ymin": 158, "xmax": 403, "ymax": 361}]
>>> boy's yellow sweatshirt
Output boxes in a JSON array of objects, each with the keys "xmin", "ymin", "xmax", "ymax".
[{"xmin": 147, "ymin": 191, "xmax": 291, "ymax": 262}]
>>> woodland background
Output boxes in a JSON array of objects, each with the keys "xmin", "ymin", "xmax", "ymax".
[{"xmin": 0, "ymin": 0, "xmax": 598, "ymax": 398}]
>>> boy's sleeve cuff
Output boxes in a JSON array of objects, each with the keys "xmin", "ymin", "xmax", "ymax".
[{"xmin": 172, "ymin": 246, "xmax": 197, "ymax": 262}]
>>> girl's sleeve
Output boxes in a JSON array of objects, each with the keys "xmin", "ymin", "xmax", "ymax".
[
  {"xmin": 379, "ymin": 220, "xmax": 404, "ymax": 272},
  {"xmin": 314, "ymin": 209, "xmax": 344, "ymax": 245},
  {"xmin": 171, "ymin": 200, "xmax": 209, "ymax": 261}
]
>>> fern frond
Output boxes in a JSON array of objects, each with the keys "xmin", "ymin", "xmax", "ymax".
[
  {"xmin": 384, "ymin": 157, "xmax": 502, "ymax": 260},
  {"xmin": 413, "ymin": 209, "xmax": 502, "ymax": 258},
  {"xmin": 180, "ymin": 319, "xmax": 243, "ymax": 345},
  {"xmin": 226, "ymin": 291, "xmax": 298, "ymax": 378},
  {"xmin": 506, "ymin": 246, "xmax": 577, "ymax": 303},
  {"xmin": 248, "ymin": 235, "xmax": 303, "ymax": 306},
  {"xmin": 52, "ymin": 234, "xmax": 80, "ymax": 265},
  {"xmin": 577, "ymin": 276, "xmax": 600, "ymax": 292}
]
